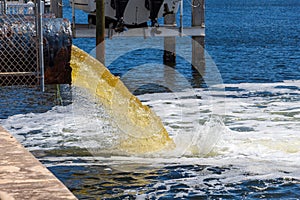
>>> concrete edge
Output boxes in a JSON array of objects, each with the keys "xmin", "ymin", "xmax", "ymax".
[{"xmin": 0, "ymin": 126, "xmax": 78, "ymax": 200}]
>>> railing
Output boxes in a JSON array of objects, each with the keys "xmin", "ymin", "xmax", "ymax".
[{"xmin": 5, "ymin": 1, "xmax": 35, "ymax": 15}]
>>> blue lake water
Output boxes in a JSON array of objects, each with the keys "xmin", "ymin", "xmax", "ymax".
[{"xmin": 1, "ymin": 0, "xmax": 300, "ymax": 199}]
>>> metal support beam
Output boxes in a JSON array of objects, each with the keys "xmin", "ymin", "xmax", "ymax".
[
  {"xmin": 71, "ymin": 0, "xmax": 76, "ymax": 37},
  {"xmin": 3, "ymin": 0, "xmax": 7, "ymax": 14},
  {"xmin": 37, "ymin": 0, "xmax": 45, "ymax": 91}
]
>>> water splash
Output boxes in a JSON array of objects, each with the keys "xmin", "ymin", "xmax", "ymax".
[{"xmin": 183, "ymin": 116, "xmax": 227, "ymax": 157}]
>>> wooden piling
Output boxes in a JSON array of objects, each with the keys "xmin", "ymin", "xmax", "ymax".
[
  {"xmin": 191, "ymin": 0, "xmax": 205, "ymax": 81},
  {"xmin": 96, "ymin": 0, "xmax": 105, "ymax": 64},
  {"xmin": 163, "ymin": 13, "xmax": 176, "ymax": 67}
]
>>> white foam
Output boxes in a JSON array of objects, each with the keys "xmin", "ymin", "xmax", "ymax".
[{"xmin": 1, "ymin": 80, "xmax": 300, "ymax": 183}]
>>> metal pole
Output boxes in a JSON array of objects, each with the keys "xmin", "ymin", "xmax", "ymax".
[
  {"xmin": 71, "ymin": 0, "xmax": 76, "ymax": 37},
  {"xmin": 180, "ymin": 0, "xmax": 183, "ymax": 36},
  {"xmin": 2, "ymin": 0, "xmax": 7, "ymax": 14},
  {"xmin": 96, "ymin": 0, "xmax": 105, "ymax": 64},
  {"xmin": 38, "ymin": 0, "xmax": 45, "ymax": 91}
]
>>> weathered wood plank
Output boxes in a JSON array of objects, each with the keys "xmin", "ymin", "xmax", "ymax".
[{"xmin": 0, "ymin": 127, "xmax": 77, "ymax": 200}]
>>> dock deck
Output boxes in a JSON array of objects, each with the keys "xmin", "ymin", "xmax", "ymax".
[
  {"xmin": 73, "ymin": 24, "xmax": 205, "ymax": 38},
  {"xmin": 0, "ymin": 126, "xmax": 77, "ymax": 200}
]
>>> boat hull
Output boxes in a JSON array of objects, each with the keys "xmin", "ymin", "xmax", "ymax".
[{"xmin": 70, "ymin": 0, "xmax": 180, "ymax": 26}]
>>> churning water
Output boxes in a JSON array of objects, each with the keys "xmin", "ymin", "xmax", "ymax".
[{"xmin": 1, "ymin": 0, "xmax": 300, "ymax": 199}]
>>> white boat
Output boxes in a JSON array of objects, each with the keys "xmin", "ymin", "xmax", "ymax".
[{"xmin": 70, "ymin": 0, "xmax": 180, "ymax": 26}]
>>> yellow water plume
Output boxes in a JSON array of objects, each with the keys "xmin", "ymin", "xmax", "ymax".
[{"xmin": 70, "ymin": 45, "xmax": 175, "ymax": 154}]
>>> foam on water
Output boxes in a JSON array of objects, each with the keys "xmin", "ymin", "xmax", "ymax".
[{"xmin": 1, "ymin": 81, "xmax": 300, "ymax": 186}]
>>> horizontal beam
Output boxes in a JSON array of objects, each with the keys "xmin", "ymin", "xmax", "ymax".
[
  {"xmin": 73, "ymin": 24, "xmax": 205, "ymax": 38},
  {"xmin": 0, "ymin": 72, "xmax": 37, "ymax": 76}
]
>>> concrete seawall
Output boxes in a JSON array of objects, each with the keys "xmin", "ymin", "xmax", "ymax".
[{"xmin": 0, "ymin": 126, "xmax": 77, "ymax": 200}]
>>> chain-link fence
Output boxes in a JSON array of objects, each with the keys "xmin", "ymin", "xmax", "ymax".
[{"xmin": 0, "ymin": 0, "xmax": 41, "ymax": 86}]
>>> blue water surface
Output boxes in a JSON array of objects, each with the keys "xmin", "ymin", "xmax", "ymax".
[
  {"xmin": 45, "ymin": 1, "xmax": 300, "ymax": 199},
  {"xmin": 205, "ymin": 0, "xmax": 300, "ymax": 83},
  {"xmin": 1, "ymin": 0, "xmax": 299, "ymax": 199},
  {"xmin": 63, "ymin": 0, "xmax": 300, "ymax": 84}
]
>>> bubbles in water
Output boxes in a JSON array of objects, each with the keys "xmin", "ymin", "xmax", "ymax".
[
  {"xmin": 70, "ymin": 29, "xmax": 226, "ymax": 158},
  {"xmin": 184, "ymin": 116, "xmax": 227, "ymax": 157}
]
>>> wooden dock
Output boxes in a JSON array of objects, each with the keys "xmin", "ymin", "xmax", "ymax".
[
  {"xmin": 73, "ymin": 24, "xmax": 205, "ymax": 38},
  {"xmin": 0, "ymin": 126, "xmax": 77, "ymax": 200}
]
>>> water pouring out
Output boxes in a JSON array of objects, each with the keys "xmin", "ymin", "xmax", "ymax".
[{"xmin": 70, "ymin": 45, "xmax": 175, "ymax": 154}]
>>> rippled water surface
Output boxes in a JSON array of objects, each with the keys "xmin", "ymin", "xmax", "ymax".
[{"xmin": 1, "ymin": 0, "xmax": 300, "ymax": 199}]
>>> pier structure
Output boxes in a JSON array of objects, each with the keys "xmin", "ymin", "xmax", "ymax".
[{"xmin": 71, "ymin": 0, "xmax": 205, "ymax": 72}]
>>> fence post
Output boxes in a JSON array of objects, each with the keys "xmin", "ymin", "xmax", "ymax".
[
  {"xmin": 37, "ymin": 0, "xmax": 45, "ymax": 91},
  {"xmin": 3, "ymin": 0, "xmax": 6, "ymax": 14},
  {"xmin": 71, "ymin": 0, "xmax": 76, "ymax": 37}
]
